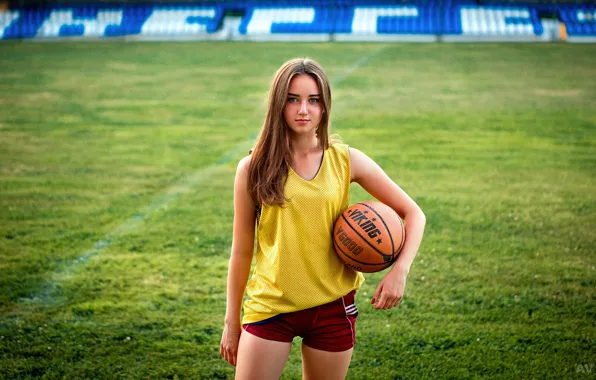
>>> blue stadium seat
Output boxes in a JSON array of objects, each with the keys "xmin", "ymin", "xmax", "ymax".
[{"xmin": 2, "ymin": 1, "xmax": 595, "ymax": 40}]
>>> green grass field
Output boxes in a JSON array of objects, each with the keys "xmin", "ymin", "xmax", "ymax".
[{"xmin": 0, "ymin": 41, "xmax": 594, "ymax": 379}]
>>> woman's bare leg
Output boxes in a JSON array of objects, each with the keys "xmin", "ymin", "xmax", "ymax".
[{"xmin": 235, "ymin": 330, "xmax": 292, "ymax": 380}]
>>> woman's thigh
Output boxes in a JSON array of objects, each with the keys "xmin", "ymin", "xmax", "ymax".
[
  {"xmin": 235, "ymin": 329, "xmax": 292, "ymax": 380},
  {"xmin": 301, "ymin": 343, "xmax": 353, "ymax": 380}
]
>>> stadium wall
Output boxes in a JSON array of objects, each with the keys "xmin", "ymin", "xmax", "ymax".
[{"xmin": 1, "ymin": 2, "xmax": 595, "ymax": 42}]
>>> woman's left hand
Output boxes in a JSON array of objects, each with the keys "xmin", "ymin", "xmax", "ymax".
[{"xmin": 371, "ymin": 265, "xmax": 408, "ymax": 310}]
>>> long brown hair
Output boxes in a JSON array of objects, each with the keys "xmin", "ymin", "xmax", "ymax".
[{"xmin": 247, "ymin": 58, "xmax": 333, "ymax": 207}]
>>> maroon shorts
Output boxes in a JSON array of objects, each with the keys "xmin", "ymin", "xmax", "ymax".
[{"xmin": 242, "ymin": 291, "xmax": 358, "ymax": 352}]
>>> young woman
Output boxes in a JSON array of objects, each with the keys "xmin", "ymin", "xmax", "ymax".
[{"xmin": 220, "ymin": 58, "xmax": 426, "ymax": 379}]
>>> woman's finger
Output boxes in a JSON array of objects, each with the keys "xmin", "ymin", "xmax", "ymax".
[
  {"xmin": 390, "ymin": 297, "xmax": 402, "ymax": 309},
  {"xmin": 374, "ymin": 295, "xmax": 388, "ymax": 309},
  {"xmin": 231, "ymin": 346, "xmax": 238, "ymax": 367},
  {"xmin": 221, "ymin": 340, "xmax": 231, "ymax": 366}
]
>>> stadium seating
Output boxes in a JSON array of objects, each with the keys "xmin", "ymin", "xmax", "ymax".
[{"xmin": 1, "ymin": 1, "xmax": 594, "ymax": 42}]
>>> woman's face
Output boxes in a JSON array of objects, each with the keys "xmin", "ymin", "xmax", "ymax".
[{"xmin": 283, "ymin": 74, "xmax": 323, "ymax": 136}]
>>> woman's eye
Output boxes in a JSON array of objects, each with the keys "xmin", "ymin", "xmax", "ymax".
[
  {"xmin": 309, "ymin": 98, "xmax": 319, "ymax": 103},
  {"xmin": 288, "ymin": 98, "xmax": 297, "ymax": 103}
]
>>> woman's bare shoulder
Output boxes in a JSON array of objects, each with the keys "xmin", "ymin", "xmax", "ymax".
[{"xmin": 237, "ymin": 154, "xmax": 253, "ymax": 173}]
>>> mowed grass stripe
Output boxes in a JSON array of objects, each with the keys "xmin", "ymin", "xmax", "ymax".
[{"xmin": 0, "ymin": 42, "xmax": 594, "ymax": 379}]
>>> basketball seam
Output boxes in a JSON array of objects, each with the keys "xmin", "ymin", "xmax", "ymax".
[
  {"xmin": 358, "ymin": 202, "xmax": 395, "ymax": 255},
  {"xmin": 333, "ymin": 239, "xmax": 391, "ymax": 267},
  {"xmin": 341, "ymin": 212, "xmax": 392, "ymax": 260}
]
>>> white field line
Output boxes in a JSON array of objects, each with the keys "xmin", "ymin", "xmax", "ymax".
[
  {"xmin": 330, "ymin": 46, "xmax": 385, "ymax": 85},
  {"xmin": 21, "ymin": 46, "xmax": 386, "ymax": 305}
]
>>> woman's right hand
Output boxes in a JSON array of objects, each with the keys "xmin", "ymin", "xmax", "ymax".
[{"xmin": 220, "ymin": 325, "xmax": 242, "ymax": 367}]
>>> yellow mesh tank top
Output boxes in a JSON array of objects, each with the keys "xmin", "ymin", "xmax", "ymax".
[{"xmin": 242, "ymin": 143, "xmax": 365, "ymax": 324}]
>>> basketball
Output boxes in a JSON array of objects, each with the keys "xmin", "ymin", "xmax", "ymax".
[{"xmin": 333, "ymin": 201, "xmax": 405, "ymax": 273}]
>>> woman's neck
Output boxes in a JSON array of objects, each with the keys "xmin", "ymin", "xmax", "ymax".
[{"xmin": 289, "ymin": 134, "xmax": 320, "ymax": 157}]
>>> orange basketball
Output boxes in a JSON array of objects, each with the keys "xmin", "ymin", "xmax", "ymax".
[{"xmin": 333, "ymin": 201, "xmax": 405, "ymax": 273}]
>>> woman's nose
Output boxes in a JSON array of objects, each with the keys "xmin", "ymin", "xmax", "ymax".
[{"xmin": 299, "ymin": 101, "xmax": 308, "ymax": 114}]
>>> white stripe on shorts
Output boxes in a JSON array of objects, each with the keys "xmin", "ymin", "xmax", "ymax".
[
  {"xmin": 345, "ymin": 304, "xmax": 358, "ymax": 315},
  {"xmin": 341, "ymin": 296, "xmax": 356, "ymax": 347}
]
